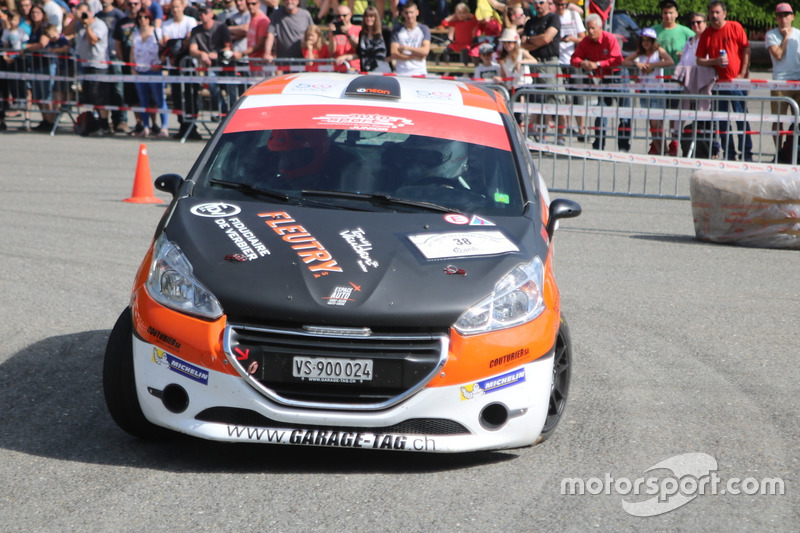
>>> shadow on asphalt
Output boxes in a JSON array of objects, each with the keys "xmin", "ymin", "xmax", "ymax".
[{"xmin": 0, "ymin": 331, "xmax": 517, "ymax": 473}]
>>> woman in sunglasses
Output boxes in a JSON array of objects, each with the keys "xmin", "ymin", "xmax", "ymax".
[{"xmin": 356, "ymin": 5, "xmax": 390, "ymax": 73}]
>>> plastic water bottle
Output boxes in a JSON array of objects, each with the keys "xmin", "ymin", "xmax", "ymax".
[{"xmin": 720, "ymin": 49, "xmax": 728, "ymax": 66}]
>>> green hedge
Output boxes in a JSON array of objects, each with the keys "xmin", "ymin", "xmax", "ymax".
[{"xmin": 617, "ymin": 0, "xmax": 787, "ymax": 32}]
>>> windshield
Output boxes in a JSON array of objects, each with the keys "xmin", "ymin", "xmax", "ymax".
[{"xmin": 194, "ymin": 128, "xmax": 524, "ymax": 216}]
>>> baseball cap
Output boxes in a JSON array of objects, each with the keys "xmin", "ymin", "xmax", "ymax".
[
  {"xmin": 479, "ymin": 43, "xmax": 495, "ymax": 55},
  {"xmin": 196, "ymin": 1, "xmax": 214, "ymax": 12},
  {"xmin": 659, "ymin": 0, "xmax": 678, "ymax": 10},
  {"xmin": 776, "ymin": 3, "xmax": 793, "ymax": 14},
  {"xmin": 640, "ymin": 27, "xmax": 657, "ymax": 39}
]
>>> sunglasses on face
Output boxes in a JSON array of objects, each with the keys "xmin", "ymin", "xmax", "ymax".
[
  {"xmin": 778, "ymin": 12, "xmax": 792, "ymax": 17},
  {"xmin": 690, "ymin": 20, "xmax": 704, "ymax": 25}
]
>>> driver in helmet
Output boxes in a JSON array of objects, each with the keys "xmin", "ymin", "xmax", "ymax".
[
  {"xmin": 402, "ymin": 137, "xmax": 471, "ymax": 188},
  {"xmin": 267, "ymin": 129, "xmax": 331, "ymax": 185}
]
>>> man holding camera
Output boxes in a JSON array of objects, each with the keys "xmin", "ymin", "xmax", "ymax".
[
  {"xmin": 218, "ymin": 0, "xmax": 250, "ymax": 55},
  {"xmin": 64, "ymin": 1, "xmax": 113, "ymax": 136},
  {"xmin": 329, "ymin": 5, "xmax": 360, "ymax": 73},
  {"xmin": 189, "ymin": 2, "xmax": 235, "ymax": 120}
]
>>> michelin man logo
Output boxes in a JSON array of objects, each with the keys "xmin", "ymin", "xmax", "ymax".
[
  {"xmin": 460, "ymin": 384, "xmax": 484, "ymax": 400},
  {"xmin": 153, "ymin": 347, "xmax": 168, "ymax": 366}
]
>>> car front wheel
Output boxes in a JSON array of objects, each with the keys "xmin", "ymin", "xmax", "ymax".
[
  {"xmin": 103, "ymin": 308, "xmax": 172, "ymax": 440},
  {"xmin": 537, "ymin": 316, "xmax": 572, "ymax": 444}
]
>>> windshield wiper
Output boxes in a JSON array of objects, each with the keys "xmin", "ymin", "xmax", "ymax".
[
  {"xmin": 301, "ymin": 189, "xmax": 460, "ymax": 213},
  {"xmin": 209, "ymin": 179, "xmax": 291, "ymax": 202}
]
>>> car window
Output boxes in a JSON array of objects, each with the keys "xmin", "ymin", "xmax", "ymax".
[{"xmin": 194, "ymin": 128, "xmax": 524, "ymax": 216}]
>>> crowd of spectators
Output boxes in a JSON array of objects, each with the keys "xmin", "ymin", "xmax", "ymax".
[{"xmin": 0, "ymin": 0, "xmax": 796, "ymax": 161}]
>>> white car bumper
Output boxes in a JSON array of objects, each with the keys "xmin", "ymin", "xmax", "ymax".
[{"xmin": 133, "ymin": 336, "xmax": 555, "ymax": 453}]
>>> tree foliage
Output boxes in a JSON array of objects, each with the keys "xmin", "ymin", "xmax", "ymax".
[{"xmin": 616, "ymin": 0, "xmax": 782, "ymax": 30}]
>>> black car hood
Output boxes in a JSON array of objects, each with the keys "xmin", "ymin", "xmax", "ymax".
[{"xmin": 165, "ymin": 200, "xmax": 546, "ymax": 329}]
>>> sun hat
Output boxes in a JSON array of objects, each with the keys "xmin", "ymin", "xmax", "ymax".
[{"xmin": 498, "ymin": 28, "xmax": 520, "ymax": 42}]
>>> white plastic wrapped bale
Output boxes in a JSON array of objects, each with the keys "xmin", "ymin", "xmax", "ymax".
[{"xmin": 690, "ymin": 170, "xmax": 800, "ymax": 249}]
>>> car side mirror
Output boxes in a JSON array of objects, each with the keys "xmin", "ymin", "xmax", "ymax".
[
  {"xmin": 154, "ymin": 173, "xmax": 184, "ymax": 197},
  {"xmin": 546, "ymin": 198, "xmax": 582, "ymax": 238}
]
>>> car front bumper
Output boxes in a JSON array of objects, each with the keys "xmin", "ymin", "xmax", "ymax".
[{"xmin": 132, "ymin": 335, "xmax": 555, "ymax": 453}]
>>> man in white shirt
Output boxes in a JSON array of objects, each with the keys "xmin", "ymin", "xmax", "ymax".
[
  {"xmin": 161, "ymin": 0, "xmax": 199, "ymax": 138},
  {"xmin": 390, "ymin": 1, "xmax": 430, "ymax": 77}
]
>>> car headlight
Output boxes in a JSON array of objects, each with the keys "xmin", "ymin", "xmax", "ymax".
[
  {"xmin": 145, "ymin": 233, "xmax": 223, "ymax": 319},
  {"xmin": 454, "ymin": 257, "xmax": 545, "ymax": 335}
]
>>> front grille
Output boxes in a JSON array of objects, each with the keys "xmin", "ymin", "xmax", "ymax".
[
  {"xmin": 196, "ymin": 407, "xmax": 470, "ymax": 435},
  {"xmin": 223, "ymin": 324, "xmax": 449, "ymax": 410}
]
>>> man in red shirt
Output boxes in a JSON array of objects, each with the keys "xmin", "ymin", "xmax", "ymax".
[
  {"xmin": 329, "ymin": 4, "xmax": 361, "ymax": 72},
  {"xmin": 696, "ymin": 0, "xmax": 752, "ymax": 160},
  {"xmin": 244, "ymin": 0, "xmax": 269, "ymax": 73},
  {"xmin": 571, "ymin": 13, "xmax": 630, "ymax": 151}
]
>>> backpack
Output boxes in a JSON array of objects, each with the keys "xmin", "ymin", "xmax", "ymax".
[{"xmin": 74, "ymin": 111, "xmax": 101, "ymax": 137}]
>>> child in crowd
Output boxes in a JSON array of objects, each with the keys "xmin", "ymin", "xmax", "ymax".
[
  {"xmin": 43, "ymin": 24, "xmax": 72, "ymax": 110},
  {"xmin": 622, "ymin": 27, "xmax": 674, "ymax": 155},
  {"xmin": 1, "ymin": 10, "xmax": 29, "ymax": 53},
  {"xmin": 473, "ymin": 43, "xmax": 500, "ymax": 80},
  {"xmin": 302, "ymin": 25, "xmax": 330, "ymax": 72},
  {"xmin": 440, "ymin": 3, "xmax": 477, "ymax": 65},
  {"xmin": 496, "ymin": 28, "xmax": 536, "ymax": 92}
]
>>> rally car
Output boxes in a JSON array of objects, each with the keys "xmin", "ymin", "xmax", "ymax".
[{"xmin": 103, "ymin": 73, "xmax": 581, "ymax": 453}]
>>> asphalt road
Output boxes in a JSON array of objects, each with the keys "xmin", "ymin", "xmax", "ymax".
[{"xmin": 0, "ymin": 133, "xmax": 796, "ymax": 532}]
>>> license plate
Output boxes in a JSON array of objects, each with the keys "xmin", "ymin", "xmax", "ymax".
[{"xmin": 292, "ymin": 356, "xmax": 373, "ymax": 382}]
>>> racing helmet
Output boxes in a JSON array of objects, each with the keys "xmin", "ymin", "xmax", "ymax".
[
  {"xmin": 267, "ymin": 129, "xmax": 330, "ymax": 179},
  {"xmin": 403, "ymin": 137, "xmax": 470, "ymax": 181}
]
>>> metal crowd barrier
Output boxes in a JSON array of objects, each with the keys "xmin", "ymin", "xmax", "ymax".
[
  {"xmin": 509, "ymin": 65, "xmax": 800, "ymax": 199},
  {"xmin": 1, "ymin": 49, "xmax": 339, "ymax": 140},
  {"xmin": 170, "ymin": 57, "xmax": 338, "ymax": 142},
  {"xmin": 0, "ymin": 48, "xmax": 79, "ymax": 134}
]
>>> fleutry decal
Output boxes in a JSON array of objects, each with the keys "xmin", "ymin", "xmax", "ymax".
[
  {"xmin": 258, "ymin": 211, "xmax": 343, "ymax": 273},
  {"xmin": 339, "ymin": 227, "xmax": 378, "ymax": 272},
  {"xmin": 408, "ymin": 231, "xmax": 519, "ymax": 260}
]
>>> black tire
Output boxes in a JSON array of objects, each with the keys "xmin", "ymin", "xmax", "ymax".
[
  {"xmin": 537, "ymin": 315, "xmax": 572, "ymax": 444},
  {"xmin": 103, "ymin": 308, "xmax": 173, "ymax": 440}
]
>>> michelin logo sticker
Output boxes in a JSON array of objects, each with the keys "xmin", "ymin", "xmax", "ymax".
[
  {"xmin": 460, "ymin": 369, "xmax": 526, "ymax": 400},
  {"xmin": 153, "ymin": 348, "xmax": 209, "ymax": 385}
]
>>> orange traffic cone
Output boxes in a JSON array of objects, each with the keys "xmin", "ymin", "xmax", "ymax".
[{"xmin": 124, "ymin": 143, "xmax": 163, "ymax": 204}]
